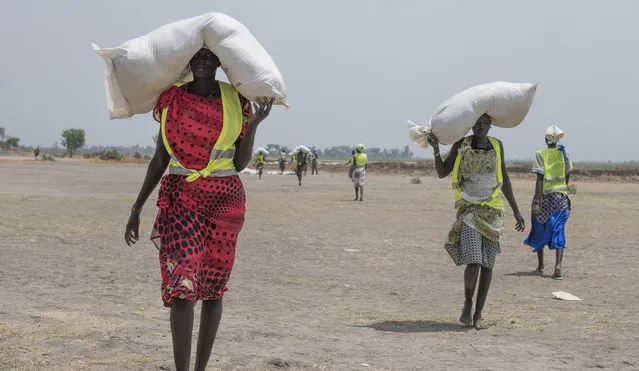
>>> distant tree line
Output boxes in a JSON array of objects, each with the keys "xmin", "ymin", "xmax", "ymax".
[
  {"xmin": 0, "ymin": 126, "xmax": 20, "ymax": 149},
  {"xmin": 263, "ymin": 144, "xmax": 414, "ymax": 159}
]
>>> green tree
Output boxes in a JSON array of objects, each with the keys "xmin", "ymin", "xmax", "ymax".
[
  {"xmin": 152, "ymin": 135, "xmax": 158, "ymax": 144},
  {"xmin": 5, "ymin": 137, "xmax": 19, "ymax": 148},
  {"xmin": 61, "ymin": 129, "xmax": 86, "ymax": 158},
  {"xmin": 0, "ymin": 127, "xmax": 5, "ymax": 140}
]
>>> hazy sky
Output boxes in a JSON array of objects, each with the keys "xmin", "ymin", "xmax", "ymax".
[{"xmin": 1, "ymin": 0, "xmax": 638, "ymax": 161}]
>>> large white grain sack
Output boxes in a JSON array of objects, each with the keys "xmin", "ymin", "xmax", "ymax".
[
  {"xmin": 253, "ymin": 147, "xmax": 269, "ymax": 155},
  {"xmin": 408, "ymin": 82, "xmax": 537, "ymax": 148},
  {"xmin": 92, "ymin": 12, "xmax": 288, "ymax": 119},
  {"xmin": 294, "ymin": 145, "xmax": 311, "ymax": 154}
]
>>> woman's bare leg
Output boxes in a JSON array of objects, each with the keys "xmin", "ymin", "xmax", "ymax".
[
  {"xmin": 474, "ymin": 267, "xmax": 493, "ymax": 329},
  {"xmin": 536, "ymin": 250, "xmax": 544, "ymax": 273},
  {"xmin": 461, "ymin": 264, "xmax": 479, "ymax": 326},
  {"xmin": 170, "ymin": 299, "xmax": 195, "ymax": 371},
  {"xmin": 194, "ymin": 299, "xmax": 223, "ymax": 371},
  {"xmin": 553, "ymin": 248, "xmax": 564, "ymax": 279}
]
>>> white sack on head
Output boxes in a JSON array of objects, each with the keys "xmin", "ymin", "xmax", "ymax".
[
  {"xmin": 294, "ymin": 145, "xmax": 311, "ymax": 154},
  {"xmin": 411, "ymin": 81, "xmax": 538, "ymax": 145},
  {"xmin": 545, "ymin": 125, "xmax": 565, "ymax": 144},
  {"xmin": 92, "ymin": 12, "xmax": 288, "ymax": 119},
  {"xmin": 253, "ymin": 147, "xmax": 269, "ymax": 155}
]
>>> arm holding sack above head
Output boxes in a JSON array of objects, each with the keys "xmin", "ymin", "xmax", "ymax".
[
  {"xmin": 498, "ymin": 140, "xmax": 525, "ymax": 232},
  {"xmin": 427, "ymin": 133, "xmax": 463, "ymax": 179},
  {"xmin": 234, "ymin": 98, "xmax": 273, "ymax": 171}
]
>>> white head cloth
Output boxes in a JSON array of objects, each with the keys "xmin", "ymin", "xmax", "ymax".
[{"xmin": 545, "ymin": 125, "xmax": 565, "ymax": 144}]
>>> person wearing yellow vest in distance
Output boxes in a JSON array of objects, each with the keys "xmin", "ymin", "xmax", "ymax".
[
  {"xmin": 278, "ymin": 151, "xmax": 287, "ymax": 174},
  {"xmin": 427, "ymin": 114, "xmax": 524, "ymax": 330},
  {"xmin": 346, "ymin": 150, "xmax": 356, "ymax": 178},
  {"xmin": 123, "ymin": 48, "xmax": 274, "ymax": 371},
  {"xmin": 351, "ymin": 144, "xmax": 368, "ymax": 201},
  {"xmin": 254, "ymin": 152, "xmax": 265, "ymax": 179},
  {"xmin": 303, "ymin": 151, "xmax": 311, "ymax": 176},
  {"xmin": 524, "ymin": 125, "xmax": 573, "ymax": 280},
  {"xmin": 290, "ymin": 152, "xmax": 297, "ymax": 172}
]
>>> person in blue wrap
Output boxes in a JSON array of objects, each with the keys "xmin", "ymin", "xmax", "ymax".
[{"xmin": 524, "ymin": 125, "xmax": 573, "ymax": 280}]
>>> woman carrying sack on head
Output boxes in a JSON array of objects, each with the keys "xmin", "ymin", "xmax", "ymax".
[
  {"xmin": 524, "ymin": 125, "xmax": 573, "ymax": 280},
  {"xmin": 351, "ymin": 144, "xmax": 367, "ymax": 201},
  {"xmin": 295, "ymin": 148, "xmax": 308, "ymax": 186},
  {"xmin": 427, "ymin": 114, "xmax": 525, "ymax": 330},
  {"xmin": 278, "ymin": 151, "xmax": 287, "ymax": 174},
  {"xmin": 124, "ymin": 48, "xmax": 274, "ymax": 371}
]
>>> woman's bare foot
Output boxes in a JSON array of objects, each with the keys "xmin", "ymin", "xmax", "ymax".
[
  {"xmin": 460, "ymin": 301, "xmax": 473, "ymax": 327},
  {"xmin": 552, "ymin": 266, "xmax": 563, "ymax": 280},
  {"xmin": 473, "ymin": 314, "xmax": 490, "ymax": 330},
  {"xmin": 536, "ymin": 264, "xmax": 545, "ymax": 274}
]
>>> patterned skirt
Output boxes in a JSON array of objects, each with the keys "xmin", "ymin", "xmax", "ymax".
[
  {"xmin": 151, "ymin": 175, "xmax": 246, "ymax": 307},
  {"xmin": 525, "ymin": 193, "xmax": 571, "ymax": 251},
  {"xmin": 445, "ymin": 222, "xmax": 501, "ymax": 269},
  {"xmin": 351, "ymin": 167, "xmax": 366, "ymax": 186}
]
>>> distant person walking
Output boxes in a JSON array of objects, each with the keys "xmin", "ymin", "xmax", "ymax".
[
  {"xmin": 303, "ymin": 151, "xmax": 311, "ymax": 176},
  {"xmin": 255, "ymin": 151, "xmax": 265, "ymax": 180},
  {"xmin": 427, "ymin": 114, "xmax": 525, "ymax": 330},
  {"xmin": 346, "ymin": 150, "xmax": 356, "ymax": 178},
  {"xmin": 34, "ymin": 147, "xmax": 40, "ymax": 161},
  {"xmin": 295, "ymin": 149, "xmax": 308, "ymax": 186},
  {"xmin": 311, "ymin": 150, "xmax": 319, "ymax": 175},
  {"xmin": 290, "ymin": 152, "xmax": 297, "ymax": 173},
  {"xmin": 351, "ymin": 144, "xmax": 367, "ymax": 201},
  {"xmin": 278, "ymin": 151, "xmax": 287, "ymax": 174},
  {"xmin": 123, "ymin": 48, "xmax": 274, "ymax": 371},
  {"xmin": 524, "ymin": 125, "xmax": 573, "ymax": 280}
]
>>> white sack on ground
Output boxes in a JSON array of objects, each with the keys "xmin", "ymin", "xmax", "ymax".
[
  {"xmin": 92, "ymin": 12, "xmax": 288, "ymax": 119},
  {"xmin": 253, "ymin": 147, "xmax": 269, "ymax": 155},
  {"xmin": 240, "ymin": 168, "xmax": 258, "ymax": 175},
  {"xmin": 408, "ymin": 82, "xmax": 538, "ymax": 147}
]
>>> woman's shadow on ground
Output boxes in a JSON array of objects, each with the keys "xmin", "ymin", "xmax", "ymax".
[{"xmin": 360, "ymin": 320, "xmax": 472, "ymax": 333}]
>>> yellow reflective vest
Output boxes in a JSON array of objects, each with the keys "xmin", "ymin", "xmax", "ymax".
[
  {"xmin": 538, "ymin": 147, "xmax": 568, "ymax": 195},
  {"xmin": 160, "ymin": 81, "xmax": 242, "ymax": 182},
  {"xmin": 354, "ymin": 153, "xmax": 367, "ymax": 167},
  {"xmin": 451, "ymin": 137, "xmax": 504, "ymax": 211}
]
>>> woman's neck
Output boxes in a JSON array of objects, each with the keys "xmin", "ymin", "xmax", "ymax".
[
  {"xmin": 471, "ymin": 135, "xmax": 489, "ymax": 149},
  {"xmin": 188, "ymin": 77, "xmax": 217, "ymax": 97}
]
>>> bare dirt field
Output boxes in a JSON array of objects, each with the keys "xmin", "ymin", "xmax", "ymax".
[{"xmin": 1, "ymin": 160, "xmax": 638, "ymax": 370}]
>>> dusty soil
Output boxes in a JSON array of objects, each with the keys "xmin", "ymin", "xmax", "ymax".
[{"xmin": 1, "ymin": 160, "xmax": 638, "ymax": 370}]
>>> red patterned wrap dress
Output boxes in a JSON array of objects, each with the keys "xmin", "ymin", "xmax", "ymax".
[{"xmin": 150, "ymin": 83, "xmax": 252, "ymax": 307}]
